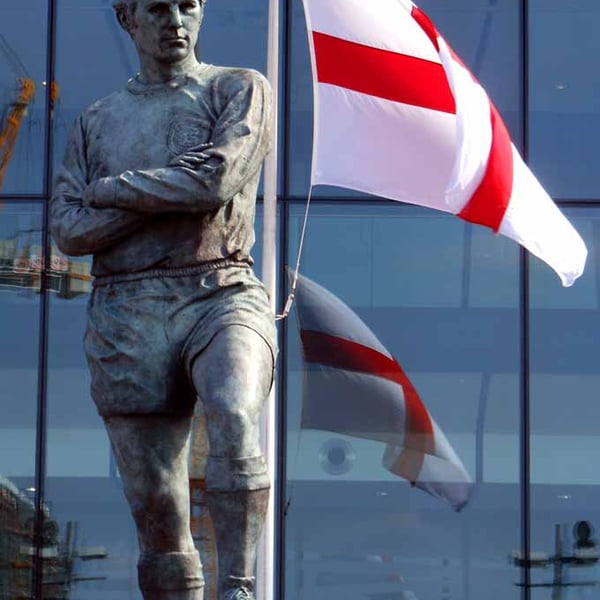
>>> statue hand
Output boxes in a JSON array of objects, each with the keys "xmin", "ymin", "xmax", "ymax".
[{"xmin": 169, "ymin": 142, "xmax": 224, "ymax": 172}]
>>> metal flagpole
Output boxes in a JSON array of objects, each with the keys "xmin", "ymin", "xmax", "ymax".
[{"xmin": 258, "ymin": 0, "xmax": 279, "ymax": 598}]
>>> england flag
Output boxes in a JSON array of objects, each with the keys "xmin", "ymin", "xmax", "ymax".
[{"xmin": 301, "ymin": 0, "xmax": 587, "ymax": 287}]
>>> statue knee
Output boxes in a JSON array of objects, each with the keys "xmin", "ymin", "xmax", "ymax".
[
  {"xmin": 205, "ymin": 402, "xmax": 250, "ymax": 431},
  {"xmin": 205, "ymin": 455, "xmax": 270, "ymax": 492},
  {"xmin": 204, "ymin": 403, "xmax": 260, "ymax": 456}
]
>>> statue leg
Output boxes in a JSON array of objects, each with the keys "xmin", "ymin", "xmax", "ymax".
[
  {"xmin": 189, "ymin": 325, "xmax": 274, "ymax": 600},
  {"xmin": 104, "ymin": 414, "xmax": 204, "ymax": 600}
]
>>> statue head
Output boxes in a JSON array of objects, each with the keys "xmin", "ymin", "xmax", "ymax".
[{"xmin": 113, "ymin": 0, "xmax": 206, "ymax": 69}]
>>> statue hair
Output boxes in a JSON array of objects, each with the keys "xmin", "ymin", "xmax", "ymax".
[{"xmin": 113, "ymin": 0, "xmax": 206, "ymax": 10}]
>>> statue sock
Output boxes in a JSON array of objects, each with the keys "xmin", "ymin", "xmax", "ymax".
[
  {"xmin": 143, "ymin": 589, "xmax": 204, "ymax": 600},
  {"xmin": 138, "ymin": 550, "xmax": 204, "ymax": 600},
  {"xmin": 205, "ymin": 487, "xmax": 270, "ymax": 598},
  {"xmin": 205, "ymin": 454, "xmax": 270, "ymax": 598}
]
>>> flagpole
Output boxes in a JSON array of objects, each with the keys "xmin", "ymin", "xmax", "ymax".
[{"xmin": 258, "ymin": 0, "xmax": 279, "ymax": 598}]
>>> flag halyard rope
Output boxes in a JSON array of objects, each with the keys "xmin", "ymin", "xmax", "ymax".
[{"xmin": 275, "ymin": 185, "xmax": 313, "ymax": 321}]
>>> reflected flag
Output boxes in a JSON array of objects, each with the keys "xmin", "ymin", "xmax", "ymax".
[
  {"xmin": 295, "ymin": 273, "xmax": 472, "ymax": 511},
  {"xmin": 301, "ymin": 0, "xmax": 587, "ymax": 286}
]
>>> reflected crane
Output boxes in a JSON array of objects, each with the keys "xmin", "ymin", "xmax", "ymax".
[{"xmin": 0, "ymin": 33, "xmax": 36, "ymax": 194}]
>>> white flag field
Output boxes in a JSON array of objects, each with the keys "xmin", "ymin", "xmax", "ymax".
[{"xmin": 300, "ymin": 0, "xmax": 588, "ymax": 287}]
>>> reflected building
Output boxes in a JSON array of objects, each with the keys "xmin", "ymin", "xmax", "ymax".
[
  {"xmin": 0, "ymin": 475, "xmax": 38, "ymax": 599},
  {"xmin": 1, "ymin": 1, "xmax": 600, "ymax": 600},
  {"xmin": 0, "ymin": 475, "xmax": 107, "ymax": 600},
  {"xmin": 0, "ymin": 234, "xmax": 91, "ymax": 298}
]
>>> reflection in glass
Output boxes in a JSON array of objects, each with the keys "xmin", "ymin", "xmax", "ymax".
[
  {"xmin": 1, "ymin": 475, "xmax": 108, "ymax": 600},
  {"xmin": 293, "ymin": 272, "xmax": 472, "ymax": 511},
  {"xmin": 523, "ymin": 522, "xmax": 599, "ymax": 600},
  {"xmin": 530, "ymin": 209, "xmax": 600, "ymax": 599},
  {"xmin": 0, "ymin": 202, "xmax": 41, "ymax": 600},
  {"xmin": 0, "ymin": 1, "xmax": 48, "ymax": 195},
  {"xmin": 0, "ymin": 476, "xmax": 37, "ymax": 599},
  {"xmin": 285, "ymin": 203, "xmax": 521, "ymax": 600}
]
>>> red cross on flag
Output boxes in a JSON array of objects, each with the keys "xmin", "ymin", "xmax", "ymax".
[{"xmin": 301, "ymin": 0, "xmax": 587, "ymax": 286}]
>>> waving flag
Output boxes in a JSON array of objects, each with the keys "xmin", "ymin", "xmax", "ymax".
[
  {"xmin": 301, "ymin": 0, "xmax": 587, "ymax": 287},
  {"xmin": 295, "ymin": 273, "xmax": 472, "ymax": 511}
]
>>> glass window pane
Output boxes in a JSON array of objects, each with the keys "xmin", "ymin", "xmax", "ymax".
[
  {"xmin": 529, "ymin": 0, "xmax": 600, "ymax": 199},
  {"xmin": 285, "ymin": 203, "xmax": 521, "ymax": 600},
  {"xmin": 200, "ymin": 0, "xmax": 268, "ymax": 72},
  {"xmin": 0, "ymin": 1, "xmax": 48, "ymax": 195},
  {"xmin": 287, "ymin": 0, "xmax": 521, "ymax": 196},
  {"xmin": 0, "ymin": 201, "xmax": 41, "ymax": 600},
  {"xmin": 530, "ymin": 208, "xmax": 600, "ymax": 599}
]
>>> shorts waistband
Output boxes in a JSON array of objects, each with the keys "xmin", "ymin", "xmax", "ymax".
[{"xmin": 92, "ymin": 259, "xmax": 248, "ymax": 287}]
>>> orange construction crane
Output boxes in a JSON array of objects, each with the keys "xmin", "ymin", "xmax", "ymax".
[
  {"xmin": 0, "ymin": 77, "xmax": 35, "ymax": 191},
  {"xmin": 0, "ymin": 33, "xmax": 37, "ymax": 194}
]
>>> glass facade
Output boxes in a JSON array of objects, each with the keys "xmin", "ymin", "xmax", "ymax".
[{"xmin": 0, "ymin": 1, "xmax": 598, "ymax": 600}]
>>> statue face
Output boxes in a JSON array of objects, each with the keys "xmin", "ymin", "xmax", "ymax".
[{"xmin": 130, "ymin": 0, "xmax": 204, "ymax": 64}]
